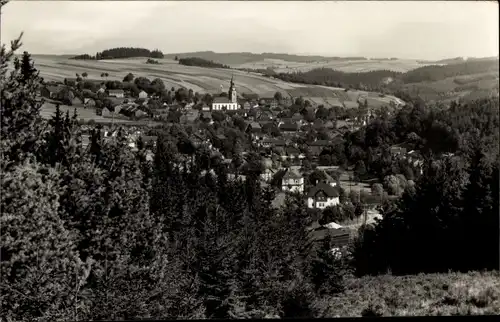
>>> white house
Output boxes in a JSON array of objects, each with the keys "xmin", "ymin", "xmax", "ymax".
[
  {"xmin": 306, "ymin": 181, "xmax": 340, "ymax": 209},
  {"xmin": 281, "ymin": 169, "xmax": 304, "ymax": 193},
  {"xmin": 212, "ymin": 76, "xmax": 240, "ymax": 111},
  {"xmin": 138, "ymin": 90, "xmax": 148, "ymax": 99},
  {"xmin": 108, "ymin": 89, "xmax": 125, "ymax": 98}
]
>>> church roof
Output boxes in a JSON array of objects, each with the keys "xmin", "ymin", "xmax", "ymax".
[{"xmin": 213, "ymin": 97, "xmax": 231, "ymax": 104}]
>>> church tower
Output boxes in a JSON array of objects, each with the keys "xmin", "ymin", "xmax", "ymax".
[{"xmin": 228, "ymin": 75, "xmax": 237, "ymax": 103}]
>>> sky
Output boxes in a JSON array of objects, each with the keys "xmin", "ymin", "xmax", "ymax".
[{"xmin": 1, "ymin": 1, "xmax": 498, "ymax": 60}]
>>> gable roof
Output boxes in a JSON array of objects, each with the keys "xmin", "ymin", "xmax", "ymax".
[
  {"xmin": 45, "ymin": 85, "xmax": 64, "ymax": 93},
  {"xmin": 279, "ymin": 122, "xmax": 299, "ymax": 131},
  {"xmin": 213, "ymin": 97, "xmax": 231, "ymax": 104},
  {"xmin": 306, "ymin": 140, "xmax": 330, "ymax": 147},
  {"xmin": 282, "ymin": 169, "xmax": 303, "ymax": 180},
  {"xmin": 307, "ymin": 181, "xmax": 340, "ymax": 198}
]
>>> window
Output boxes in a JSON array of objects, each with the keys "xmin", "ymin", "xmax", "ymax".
[{"xmin": 317, "ymin": 202, "xmax": 325, "ymax": 208}]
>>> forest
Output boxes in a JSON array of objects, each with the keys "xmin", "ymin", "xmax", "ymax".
[
  {"xmin": 1, "ymin": 36, "xmax": 499, "ymax": 320},
  {"xmin": 71, "ymin": 47, "xmax": 164, "ymax": 60},
  {"xmin": 178, "ymin": 57, "xmax": 231, "ymax": 69},
  {"xmin": 273, "ymin": 58, "xmax": 499, "ymax": 94}
]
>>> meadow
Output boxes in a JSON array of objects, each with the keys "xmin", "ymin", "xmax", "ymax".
[
  {"xmin": 31, "ymin": 55, "xmax": 404, "ymax": 109},
  {"xmin": 236, "ymin": 58, "xmax": 432, "ymax": 73},
  {"xmin": 318, "ymin": 271, "xmax": 500, "ymax": 317}
]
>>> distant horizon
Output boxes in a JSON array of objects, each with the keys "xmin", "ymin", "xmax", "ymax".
[
  {"xmin": 29, "ymin": 50, "xmax": 499, "ymax": 63},
  {"xmin": 3, "ymin": 1, "xmax": 498, "ymax": 61}
]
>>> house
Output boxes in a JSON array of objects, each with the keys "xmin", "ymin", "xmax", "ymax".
[
  {"xmin": 279, "ymin": 121, "xmax": 299, "ymax": 133},
  {"xmin": 108, "ymin": 89, "xmax": 125, "ymax": 98},
  {"xmin": 138, "ymin": 90, "xmax": 148, "ymax": 99},
  {"xmin": 260, "ymin": 138, "xmax": 286, "ymax": 148},
  {"xmin": 241, "ymin": 101, "xmax": 251, "ymax": 110},
  {"xmin": 245, "ymin": 122, "xmax": 262, "ymax": 134},
  {"xmin": 390, "ymin": 146, "xmax": 408, "ymax": 157},
  {"xmin": 41, "ymin": 85, "xmax": 63, "ymax": 99},
  {"xmin": 281, "ymin": 169, "xmax": 304, "ymax": 193},
  {"xmin": 101, "ymin": 107, "xmax": 112, "ymax": 117},
  {"xmin": 282, "ymin": 146, "xmax": 301, "ymax": 160},
  {"xmin": 260, "ymin": 97, "xmax": 278, "ymax": 109},
  {"xmin": 306, "ymin": 140, "xmax": 331, "ymax": 157},
  {"xmin": 191, "ymin": 133, "xmax": 208, "ymax": 147},
  {"xmin": 291, "ymin": 113, "xmax": 303, "ymax": 123},
  {"xmin": 201, "ymin": 104, "xmax": 211, "ymax": 111},
  {"xmin": 306, "ymin": 181, "xmax": 340, "ymax": 209},
  {"xmin": 84, "ymin": 98, "xmax": 96, "ymax": 108}
]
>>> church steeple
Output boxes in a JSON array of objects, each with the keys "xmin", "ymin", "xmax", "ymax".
[{"xmin": 228, "ymin": 75, "xmax": 237, "ymax": 103}]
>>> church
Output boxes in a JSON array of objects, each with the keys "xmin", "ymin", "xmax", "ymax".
[{"xmin": 212, "ymin": 76, "xmax": 240, "ymax": 111}]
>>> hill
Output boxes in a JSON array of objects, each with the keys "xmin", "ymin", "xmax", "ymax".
[
  {"xmin": 30, "ymin": 55, "xmax": 404, "ymax": 109},
  {"xmin": 162, "ymin": 51, "xmax": 368, "ymax": 65}
]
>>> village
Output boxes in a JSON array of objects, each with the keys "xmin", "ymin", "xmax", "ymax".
[{"xmin": 38, "ymin": 73, "xmax": 421, "ymax": 248}]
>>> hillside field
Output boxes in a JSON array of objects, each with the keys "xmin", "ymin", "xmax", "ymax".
[
  {"xmin": 31, "ymin": 56, "xmax": 404, "ymax": 109},
  {"xmin": 236, "ymin": 58, "xmax": 434, "ymax": 73},
  {"xmin": 319, "ymin": 271, "xmax": 500, "ymax": 317}
]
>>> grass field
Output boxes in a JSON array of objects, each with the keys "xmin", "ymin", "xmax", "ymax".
[
  {"xmin": 318, "ymin": 271, "xmax": 500, "ymax": 317},
  {"xmin": 30, "ymin": 56, "xmax": 404, "ymax": 109},
  {"xmin": 236, "ymin": 58, "xmax": 432, "ymax": 73}
]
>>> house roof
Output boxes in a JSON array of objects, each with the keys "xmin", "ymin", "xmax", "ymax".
[
  {"xmin": 202, "ymin": 111, "xmax": 212, "ymax": 119},
  {"xmin": 45, "ymin": 85, "xmax": 64, "ymax": 93},
  {"xmin": 247, "ymin": 122, "xmax": 262, "ymax": 129},
  {"xmin": 279, "ymin": 122, "xmax": 299, "ymax": 131},
  {"xmin": 262, "ymin": 138, "xmax": 286, "ymax": 146},
  {"xmin": 283, "ymin": 169, "xmax": 303, "ymax": 180},
  {"xmin": 109, "ymin": 89, "xmax": 124, "ymax": 94},
  {"xmin": 213, "ymin": 97, "xmax": 231, "ymax": 104},
  {"xmin": 307, "ymin": 182, "xmax": 340, "ymax": 198},
  {"xmin": 141, "ymin": 136, "xmax": 157, "ymax": 144},
  {"xmin": 285, "ymin": 146, "xmax": 300, "ymax": 155},
  {"xmin": 306, "ymin": 140, "xmax": 330, "ymax": 147},
  {"xmin": 291, "ymin": 113, "xmax": 303, "ymax": 121}
]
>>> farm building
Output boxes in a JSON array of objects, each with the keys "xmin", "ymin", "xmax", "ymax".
[
  {"xmin": 108, "ymin": 89, "xmax": 125, "ymax": 98},
  {"xmin": 84, "ymin": 98, "xmax": 96, "ymax": 108},
  {"xmin": 278, "ymin": 121, "xmax": 299, "ymax": 133},
  {"xmin": 259, "ymin": 97, "xmax": 278, "ymax": 109},
  {"xmin": 41, "ymin": 85, "xmax": 63, "ymax": 99},
  {"xmin": 245, "ymin": 122, "xmax": 262, "ymax": 134},
  {"xmin": 306, "ymin": 181, "xmax": 340, "ymax": 210}
]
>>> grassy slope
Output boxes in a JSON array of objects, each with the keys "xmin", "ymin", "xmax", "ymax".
[
  {"xmin": 32, "ymin": 56, "xmax": 404, "ymax": 108},
  {"xmin": 318, "ymin": 271, "xmax": 500, "ymax": 317}
]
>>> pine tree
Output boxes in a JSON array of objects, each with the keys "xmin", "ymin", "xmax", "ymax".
[{"xmin": 20, "ymin": 51, "xmax": 38, "ymax": 84}]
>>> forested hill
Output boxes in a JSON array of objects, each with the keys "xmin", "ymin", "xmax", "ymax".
[
  {"xmin": 399, "ymin": 59, "xmax": 499, "ymax": 83},
  {"xmin": 71, "ymin": 47, "xmax": 164, "ymax": 60},
  {"xmin": 163, "ymin": 51, "xmax": 367, "ymax": 65},
  {"xmin": 276, "ymin": 69, "xmax": 402, "ymax": 90},
  {"xmin": 271, "ymin": 58, "xmax": 499, "ymax": 98}
]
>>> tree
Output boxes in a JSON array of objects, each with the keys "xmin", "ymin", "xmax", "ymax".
[
  {"xmin": 1, "ymin": 160, "xmax": 89, "ymax": 321},
  {"xmin": 123, "ymin": 73, "xmax": 134, "ymax": 82},
  {"xmin": 19, "ymin": 51, "xmax": 38, "ymax": 84},
  {"xmin": 353, "ymin": 160, "xmax": 367, "ymax": 182},
  {"xmin": 274, "ymin": 91, "xmax": 283, "ymax": 103},
  {"xmin": 82, "ymin": 72, "xmax": 88, "ymax": 78}
]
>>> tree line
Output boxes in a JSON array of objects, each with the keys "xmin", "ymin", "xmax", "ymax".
[
  {"xmin": 71, "ymin": 47, "xmax": 164, "ymax": 60},
  {"xmin": 178, "ymin": 57, "xmax": 231, "ymax": 69}
]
